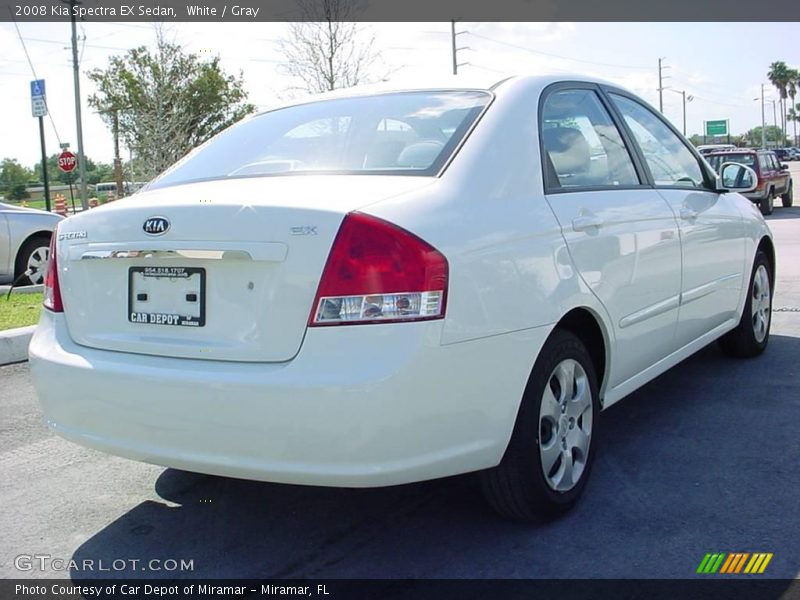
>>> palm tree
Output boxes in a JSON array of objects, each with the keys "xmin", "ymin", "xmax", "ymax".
[
  {"xmin": 767, "ymin": 61, "xmax": 791, "ymax": 145},
  {"xmin": 788, "ymin": 70, "xmax": 799, "ymax": 146}
]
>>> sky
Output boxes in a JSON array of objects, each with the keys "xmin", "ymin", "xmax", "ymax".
[{"xmin": 1, "ymin": 21, "xmax": 798, "ymax": 168}]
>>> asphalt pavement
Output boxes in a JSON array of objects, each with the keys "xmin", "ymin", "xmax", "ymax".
[{"xmin": 1, "ymin": 175, "xmax": 799, "ymax": 581}]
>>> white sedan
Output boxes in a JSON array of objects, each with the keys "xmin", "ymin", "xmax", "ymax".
[{"xmin": 30, "ymin": 75, "xmax": 773, "ymax": 521}]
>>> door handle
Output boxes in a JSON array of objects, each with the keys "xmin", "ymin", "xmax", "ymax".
[
  {"xmin": 680, "ymin": 207, "xmax": 698, "ymax": 220},
  {"xmin": 572, "ymin": 214, "xmax": 604, "ymax": 232}
]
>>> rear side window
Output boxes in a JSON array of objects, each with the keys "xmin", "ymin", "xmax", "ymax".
[
  {"xmin": 706, "ymin": 153, "xmax": 756, "ymax": 172},
  {"xmin": 609, "ymin": 94, "xmax": 709, "ymax": 189},
  {"xmin": 540, "ymin": 89, "xmax": 639, "ymax": 190},
  {"xmin": 767, "ymin": 154, "xmax": 779, "ymax": 169}
]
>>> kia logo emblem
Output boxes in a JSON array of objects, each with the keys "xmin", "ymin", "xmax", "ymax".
[{"xmin": 143, "ymin": 216, "xmax": 170, "ymax": 236}]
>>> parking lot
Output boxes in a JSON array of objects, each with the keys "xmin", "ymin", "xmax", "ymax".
[{"xmin": 1, "ymin": 162, "xmax": 799, "ymax": 580}]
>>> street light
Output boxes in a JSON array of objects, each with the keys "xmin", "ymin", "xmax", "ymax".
[
  {"xmin": 664, "ymin": 88, "xmax": 693, "ymax": 136},
  {"xmin": 754, "ymin": 90, "xmax": 779, "ymax": 148}
]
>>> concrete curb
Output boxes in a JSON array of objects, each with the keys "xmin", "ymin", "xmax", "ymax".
[
  {"xmin": 0, "ymin": 326, "xmax": 35, "ymax": 365},
  {"xmin": 0, "ymin": 284, "xmax": 43, "ymax": 295}
]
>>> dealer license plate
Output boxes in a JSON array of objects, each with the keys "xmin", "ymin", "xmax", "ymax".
[{"xmin": 128, "ymin": 266, "xmax": 206, "ymax": 327}]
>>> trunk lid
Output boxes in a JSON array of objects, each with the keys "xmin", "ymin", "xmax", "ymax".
[{"xmin": 56, "ymin": 175, "xmax": 434, "ymax": 362}]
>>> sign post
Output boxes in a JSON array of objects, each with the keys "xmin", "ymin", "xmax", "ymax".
[
  {"xmin": 31, "ymin": 80, "xmax": 51, "ymax": 212},
  {"xmin": 57, "ymin": 149, "xmax": 78, "ymax": 214}
]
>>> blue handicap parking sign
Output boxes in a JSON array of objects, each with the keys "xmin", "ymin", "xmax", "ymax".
[{"xmin": 30, "ymin": 79, "xmax": 46, "ymax": 98}]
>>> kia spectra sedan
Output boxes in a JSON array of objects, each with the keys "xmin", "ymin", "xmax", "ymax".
[{"xmin": 30, "ymin": 75, "xmax": 774, "ymax": 520}]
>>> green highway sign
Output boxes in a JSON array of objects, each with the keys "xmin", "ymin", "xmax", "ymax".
[{"xmin": 705, "ymin": 120, "xmax": 728, "ymax": 136}]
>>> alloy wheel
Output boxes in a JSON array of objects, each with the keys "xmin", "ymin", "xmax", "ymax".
[
  {"xmin": 538, "ymin": 358, "xmax": 593, "ymax": 492},
  {"xmin": 751, "ymin": 264, "xmax": 771, "ymax": 343}
]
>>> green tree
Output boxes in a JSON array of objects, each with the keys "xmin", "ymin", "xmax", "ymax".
[
  {"xmin": 87, "ymin": 29, "xmax": 254, "ymax": 179},
  {"xmin": 33, "ymin": 153, "xmax": 105, "ymax": 186},
  {"xmin": 0, "ymin": 158, "xmax": 33, "ymax": 201},
  {"xmin": 743, "ymin": 125, "xmax": 786, "ymax": 147}
]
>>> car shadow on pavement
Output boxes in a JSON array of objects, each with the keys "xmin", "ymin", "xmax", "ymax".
[
  {"xmin": 766, "ymin": 206, "xmax": 800, "ymax": 220},
  {"xmin": 69, "ymin": 334, "xmax": 800, "ymax": 580}
]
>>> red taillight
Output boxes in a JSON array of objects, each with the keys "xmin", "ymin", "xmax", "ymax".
[
  {"xmin": 43, "ymin": 232, "xmax": 63, "ymax": 312},
  {"xmin": 309, "ymin": 212, "xmax": 448, "ymax": 326}
]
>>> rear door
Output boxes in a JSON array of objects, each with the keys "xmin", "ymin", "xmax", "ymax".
[
  {"xmin": 768, "ymin": 152, "xmax": 790, "ymax": 194},
  {"xmin": 539, "ymin": 84, "xmax": 683, "ymax": 389},
  {"xmin": 605, "ymin": 90, "xmax": 746, "ymax": 348}
]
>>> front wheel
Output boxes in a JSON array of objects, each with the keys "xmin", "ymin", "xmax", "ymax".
[
  {"xmin": 781, "ymin": 182, "xmax": 793, "ymax": 208},
  {"xmin": 480, "ymin": 329, "xmax": 600, "ymax": 521},
  {"xmin": 719, "ymin": 250, "xmax": 772, "ymax": 358}
]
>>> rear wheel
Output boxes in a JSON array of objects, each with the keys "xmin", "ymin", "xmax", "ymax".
[
  {"xmin": 759, "ymin": 190, "xmax": 774, "ymax": 216},
  {"xmin": 480, "ymin": 329, "xmax": 599, "ymax": 521},
  {"xmin": 719, "ymin": 250, "xmax": 772, "ymax": 358},
  {"xmin": 14, "ymin": 234, "xmax": 51, "ymax": 286},
  {"xmin": 781, "ymin": 181, "xmax": 793, "ymax": 208}
]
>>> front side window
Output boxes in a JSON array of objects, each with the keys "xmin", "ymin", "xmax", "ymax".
[
  {"xmin": 148, "ymin": 91, "xmax": 491, "ymax": 190},
  {"xmin": 610, "ymin": 94, "xmax": 709, "ymax": 189},
  {"xmin": 540, "ymin": 89, "xmax": 639, "ymax": 190}
]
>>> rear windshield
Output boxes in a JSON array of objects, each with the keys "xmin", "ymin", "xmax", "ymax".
[
  {"xmin": 147, "ymin": 91, "xmax": 492, "ymax": 190},
  {"xmin": 705, "ymin": 153, "xmax": 756, "ymax": 172}
]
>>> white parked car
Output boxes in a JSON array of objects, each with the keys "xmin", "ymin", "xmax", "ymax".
[
  {"xmin": 30, "ymin": 75, "xmax": 773, "ymax": 521},
  {"xmin": 0, "ymin": 202, "xmax": 62, "ymax": 286}
]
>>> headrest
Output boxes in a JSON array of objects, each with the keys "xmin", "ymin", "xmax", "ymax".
[
  {"xmin": 542, "ymin": 127, "xmax": 591, "ymax": 175},
  {"xmin": 396, "ymin": 140, "xmax": 445, "ymax": 169}
]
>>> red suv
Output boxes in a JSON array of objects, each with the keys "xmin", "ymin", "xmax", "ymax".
[{"xmin": 705, "ymin": 149, "xmax": 793, "ymax": 215}]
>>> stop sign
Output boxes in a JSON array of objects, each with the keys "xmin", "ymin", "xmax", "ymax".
[{"xmin": 57, "ymin": 150, "xmax": 77, "ymax": 173}]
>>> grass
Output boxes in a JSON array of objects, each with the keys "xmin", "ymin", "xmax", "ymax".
[{"xmin": 0, "ymin": 292, "xmax": 43, "ymax": 331}]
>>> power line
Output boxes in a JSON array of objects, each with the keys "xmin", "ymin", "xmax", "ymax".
[
  {"xmin": 22, "ymin": 36, "xmax": 130, "ymax": 51},
  {"xmin": 9, "ymin": 17, "xmax": 64, "ymax": 146},
  {"xmin": 468, "ymin": 32, "xmax": 651, "ymax": 71}
]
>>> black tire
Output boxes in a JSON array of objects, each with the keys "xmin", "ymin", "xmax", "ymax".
[
  {"xmin": 781, "ymin": 181, "xmax": 793, "ymax": 208},
  {"xmin": 759, "ymin": 190, "xmax": 774, "ymax": 216},
  {"xmin": 718, "ymin": 250, "xmax": 772, "ymax": 358},
  {"xmin": 480, "ymin": 329, "xmax": 600, "ymax": 521},
  {"xmin": 14, "ymin": 234, "xmax": 51, "ymax": 287}
]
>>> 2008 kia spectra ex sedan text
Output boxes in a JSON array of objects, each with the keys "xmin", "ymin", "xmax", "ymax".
[{"xmin": 30, "ymin": 74, "xmax": 774, "ymax": 521}]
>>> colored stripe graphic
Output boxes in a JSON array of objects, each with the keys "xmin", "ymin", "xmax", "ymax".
[
  {"xmin": 701, "ymin": 552, "xmax": 773, "ymax": 575},
  {"xmin": 719, "ymin": 554, "xmax": 736, "ymax": 574},
  {"xmin": 758, "ymin": 553, "xmax": 773, "ymax": 573}
]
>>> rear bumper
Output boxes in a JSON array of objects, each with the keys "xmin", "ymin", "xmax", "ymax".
[{"xmin": 29, "ymin": 310, "xmax": 548, "ymax": 487}]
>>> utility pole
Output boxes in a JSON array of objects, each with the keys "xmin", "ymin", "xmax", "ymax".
[
  {"xmin": 450, "ymin": 20, "xmax": 469, "ymax": 75},
  {"xmin": 112, "ymin": 109, "xmax": 124, "ymax": 199},
  {"xmin": 63, "ymin": 0, "xmax": 88, "ymax": 211},
  {"xmin": 681, "ymin": 90, "xmax": 686, "ymax": 136},
  {"xmin": 657, "ymin": 58, "xmax": 671, "ymax": 114}
]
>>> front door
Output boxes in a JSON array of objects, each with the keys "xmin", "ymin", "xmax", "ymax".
[
  {"xmin": 539, "ymin": 85, "xmax": 683, "ymax": 389},
  {"xmin": 606, "ymin": 92, "xmax": 746, "ymax": 348}
]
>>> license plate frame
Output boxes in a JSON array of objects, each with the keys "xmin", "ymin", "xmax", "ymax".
[{"xmin": 128, "ymin": 266, "xmax": 206, "ymax": 327}]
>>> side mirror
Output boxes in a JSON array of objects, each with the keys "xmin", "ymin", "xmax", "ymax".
[
  {"xmin": 779, "ymin": 163, "xmax": 788, "ymax": 170},
  {"xmin": 717, "ymin": 162, "xmax": 757, "ymax": 193}
]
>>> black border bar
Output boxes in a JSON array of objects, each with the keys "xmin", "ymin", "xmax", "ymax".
[
  {"xmin": 3, "ymin": 0, "xmax": 800, "ymax": 22},
  {"xmin": 3, "ymin": 579, "xmax": 800, "ymax": 600}
]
